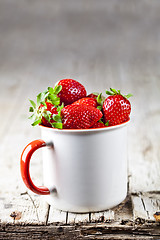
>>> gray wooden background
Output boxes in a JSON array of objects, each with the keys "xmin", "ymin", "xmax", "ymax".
[{"xmin": 0, "ymin": 0, "xmax": 160, "ymax": 203}]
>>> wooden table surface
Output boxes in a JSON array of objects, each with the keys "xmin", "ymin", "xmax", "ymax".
[{"xmin": 0, "ymin": 0, "xmax": 160, "ymax": 239}]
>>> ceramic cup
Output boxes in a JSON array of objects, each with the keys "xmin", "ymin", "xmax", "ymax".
[{"xmin": 20, "ymin": 120, "xmax": 130, "ymax": 213}]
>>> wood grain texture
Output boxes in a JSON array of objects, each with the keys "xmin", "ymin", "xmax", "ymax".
[
  {"xmin": 0, "ymin": 192, "xmax": 49, "ymax": 225},
  {"xmin": 0, "ymin": 0, "xmax": 160, "ymax": 238},
  {"xmin": 132, "ymin": 193, "xmax": 160, "ymax": 222},
  {"xmin": 0, "ymin": 223, "xmax": 160, "ymax": 240}
]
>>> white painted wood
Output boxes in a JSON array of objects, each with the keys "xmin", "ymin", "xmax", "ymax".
[
  {"xmin": 132, "ymin": 193, "xmax": 160, "ymax": 222},
  {"xmin": 47, "ymin": 206, "xmax": 67, "ymax": 224},
  {"xmin": 141, "ymin": 193, "xmax": 160, "ymax": 221},
  {"xmin": 0, "ymin": 193, "xmax": 49, "ymax": 224},
  {"xmin": 131, "ymin": 195, "xmax": 148, "ymax": 220},
  {"xmin": 67, "ymin": 212, "xmax": 89, "ymax": 224},
  {"xmin": 127, "ymin": 74, "xmax": 160, "ymax": 193},
  {"xmin": 0, "ymin": 78, "xmax": 50, "ymax": 224},
  {"xmin": 121, "ymin": 72, "xmax": 160, "ymax": 193},
  {"xmin": 91, "ymin": 210, "xmax": 114, "ymax": 222}
]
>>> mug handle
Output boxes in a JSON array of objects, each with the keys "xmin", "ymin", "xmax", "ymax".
[{"xmin": 20, "ymin": 139, "xmax": 51, "ymax": 195}]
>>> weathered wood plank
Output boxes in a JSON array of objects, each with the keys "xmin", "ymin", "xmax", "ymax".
[
  {"xmin": 131, "ymin": 193, "xmax": 160, "ymax": 222},
  {"xmin": 0, "ymin": 0, "xmax": 160, "ymax": 231},
  {"xmin": 91, "ymin": 210, "xmax": 114, "ymax": 223},
  {"xmin": 67, "ymin": 212, "xmax": 90, "ymax": 224},
  {"xmin": 0, "ymin": 193, "xmax": 49, "ymax": 225},
  {"xmin": 0, "ymin": 78, "xmax": 50, "ymax": 225},
  {"xmin": 127, "ymin": 75, "xmax": 160, "ymax": 193},
  {"xmin": 0, "ymin": 223, "xmax": 160, "ymax": 240},
  {"xmin": 131, "ymin": 194, "xmax": 149, "ymax": 221},
  {"xmin": 47, "ymin": 206, "xmax": 67, "ymax": 224},
  {"xmin": 80, "ymin": 223, "xmax": 160, "ymax": 238},
  {"xmin": 141, "ymin": 193, "xmax": 160, "ymax": 221}
]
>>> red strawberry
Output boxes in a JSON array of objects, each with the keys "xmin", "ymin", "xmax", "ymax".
[
  {"xmin": 103, "ymin": 88, "xmax": 132, "ymax": 126},
  {"xmin": 91, "ymin": 121, "xmax": 106, "ymax": 128},
  {"xmin": 61, "ymin": 104, "xmax": 72, "ymax": 116},
  {"xmin": 61, "ymin": 104, "xmax": 103, "ymax": 129},
  {"xmin": 29, "ymin": 86, "xmax": 63, "ymax": 129},
  {"xmin": 87, "ymin": 92, "xmax": 106, "ymax": 107},
  {"xmin": 87, "ymin": 93, "xmax": 98, "ymax": 99},
  {"xmin": 72, "ymin": 97, "xmax": 97, "ymax": 107},
  {"xmin": 61, "ymin": 98, "xmax": 97, "ymax": 116},
  {"xmin": 57, "ymin": 79, "xmax": 87, "ymax": 105},
  {"xmin": 40, "ymin": 102, "xmax": 58, "ymax": 127}
]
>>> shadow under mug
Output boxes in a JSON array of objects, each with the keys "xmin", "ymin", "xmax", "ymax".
[{"xmin": 20, "ymin": 120, "xmax": 130, "ymax": 213}]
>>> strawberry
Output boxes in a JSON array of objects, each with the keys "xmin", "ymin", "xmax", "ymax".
[
  {"xmin": 29, "ymin": 85, "xmax": 63, "ymax": 129},
  {"xmin": 57, "ymin": 79, "xmax": 87, "ymax": 105},
  {"xmin": 72, "ymin": 97, "xmax": 97, "ymax": 108},
  {"xmin": 87, "ymin": 93, "xmax": 98, "ymax": 99},
  {"xmin": 91, "ymin": 121, "xmax": 106, "ymax": 128},
  {"xmin": 61, "ymin": 97, "xmax": 98, "ymax": 117},
  {"xmin": 61, "ymin": 104, "xmax": 103, "ymax": 129},
  {"xmin": 87, "ymin": 92, "xmax": 106, "ymax": 109},
  {"xmin": 103, "ymin": 88, "xmax": 132, "ymax": 126},
  {"xmin": 40, "ymin": 102, "xmax": 58, "ymax": 127}
]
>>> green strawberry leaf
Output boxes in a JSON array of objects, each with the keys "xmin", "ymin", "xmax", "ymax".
[
  {"xmin": 106, "ymin": 90, "xmax": 113, "ymax": 95},
  {"xmin": 98, "ymin": 119, "xmax": 104, "ymax": 124},
  {"xmin": 48, "ymin": 85, "xmax": 62, "ymax": 95},
  {"xmin": 97, "ymin": 105, "xmax": 102, "ymax": 111},
  {"xmin": 92, "ymin": 92, "xmax": 99, "ymax": 96},
  {"xmin": 28, "ymin": 114, "xmax": 36, "ymax": 120},
  {"xmin": 29, "ymin": 107, "xmax": 34, "ymax": 112},
  {"xmin": 52, "ymin": 114, "xmax": 62, "ymax": 123},
  {"xmin": 29, "ymin": 85, "xmax": 63, "ymax": 128},
  {"xmin": 48, "ymin": 87, "xmax": 54, "ymax": 94},
  {"xmin": 54, "ymin": 85, "xmax": 62, "ymax": 94},
  {"xmin": 48, "ymin": 93, "xmax": 57, "ymax": 100},
  {"xmin": 97, "ymin": 93, "xmax": 102, "ymax": 105},
  {"xmin": 48, "ymin": 94, "xmax": 60, "ymax": 106},
  {"xmin": 57, "ymin": 103, "xmax": 64, "ymax": 111},
  {"xmin": 51, "ymin": 122, "xmax": 63, "ymax": 129},
  {"xmin": 32, "ymin": 118, "xmax": 42, "ymax": 126},
  {"xmin": 105, "ymin": 121, "xmax": 109, "ymax": 126},
  {"xmin": 42, "ymin": 111, "xmax": 52, "ymax": 123},
  {"xmin": 124, "ymin": 93, "xmax": 133, "ymax": 99},
  {"xmin": 53, "ymin": 99, "xmax": 61, "ymax": 106},
  {"xmin": 110, "ymin": 88, "xmax": 118, "ymax": 94},
  {"xmin": 106, "ymin": 88, "xmax": 133, "ymax": 100},
  {"xmin": 57, "ymin": 104, "xmax": 64, "ymax": 116},
  {"xmin": 47, "ymin": 86, "xmax": 62, "ymax": 106},
  {"xmin": 37, "ymin": 91, "xmax": 48, "ymax": 106},
  {"xmin": 29, "ymin": 100, "xmax": 36, "ymax": 109}
]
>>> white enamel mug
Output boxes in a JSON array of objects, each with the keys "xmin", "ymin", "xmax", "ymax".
[{"xmin": 20, "ymin": 120, "xmax": 129, "ymax": 213}]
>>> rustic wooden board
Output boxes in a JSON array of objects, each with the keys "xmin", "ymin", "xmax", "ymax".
[
  {"xmin": 67, "ymin": 212, "xmax": 90, "ymax": 224},
  {"xmin": 0, "ymin": 0, "xmax": 160, "ymax": 238},
  {"xmin": 132, "ymin": 193, "xmax": 160, "ymax": 222},
  {"xmin": 90, "ymin": 210, "xmax": 114, "ymax": 223},
  {"xmin": 0, "ymin": 192, "xmax": 49, "ymax": 225},
  {"xmin": 127, "ymin": 75, "xmax": 160, "ymax": 193},
  {"xmin": 47, "ymin": 206, "xmax": 67, "ymax": 224},
  {"xmin": 0, "ymin": 223, "xmax": 160, "ymax": 240}
]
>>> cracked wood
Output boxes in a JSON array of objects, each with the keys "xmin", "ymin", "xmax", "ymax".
[{"xmin": 0, "ymin": 0, "xmax": 160, "ymax": 238}]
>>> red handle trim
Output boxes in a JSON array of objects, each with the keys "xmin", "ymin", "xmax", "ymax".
[{"xmin": 20, "ymin": 139, "xmax": 50, "ymax": 195}]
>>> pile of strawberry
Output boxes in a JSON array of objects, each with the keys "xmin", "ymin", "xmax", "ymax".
[{"xmin": 29, "ymin": 79, "xmax": 132, "ymax": 129}]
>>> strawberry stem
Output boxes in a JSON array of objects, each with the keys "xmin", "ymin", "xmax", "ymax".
[
  {"xmin": 106, "ymin": 88, "xmax": 133, "ymax": 99},
  {"xmin": 105, "ymin": 121, "xmax": 109, "ymax": 126},
  {"xmin": 124, "ymin": 93, "xmax": 133, "ymax": 99},
  {"xmin": 29, "ymin": 85, "xmax": 63, "ymax": 129}
]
